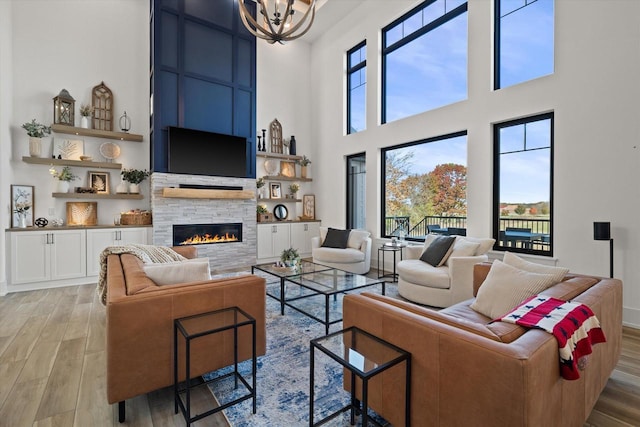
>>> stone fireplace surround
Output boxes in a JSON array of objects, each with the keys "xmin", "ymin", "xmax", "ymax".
[{"xmin": 151, "ymin": 172, "xmax": 257, "ymax": 270}]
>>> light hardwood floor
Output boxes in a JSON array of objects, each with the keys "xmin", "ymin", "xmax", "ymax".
[{"xmin": 0, "ymin": 283, "xmax": 638, "ymax": 426}]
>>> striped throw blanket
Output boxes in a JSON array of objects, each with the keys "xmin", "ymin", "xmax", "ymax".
[
  {"xmin": 499, "ymin": 295, "xmax": 606, "ymax": 380},
  {"xmin": 96, "ymin": 244, "xmax": 186, "ymax": 306}
]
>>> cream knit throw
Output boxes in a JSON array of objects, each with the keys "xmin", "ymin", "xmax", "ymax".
[{"xmin": 97, "ymin": 244, "xmax": 186, "ymax": 306}]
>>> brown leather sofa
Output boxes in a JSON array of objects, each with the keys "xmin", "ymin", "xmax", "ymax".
[
  {"xmin": 105, "ymin": 246, "xmax": 266, "ymax": 422},
  {"xmin": 343, "ymin": 263, "xmax": 622, "ymax": 427}
]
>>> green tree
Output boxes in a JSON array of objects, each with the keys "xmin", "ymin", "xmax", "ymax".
[{"xmin": 515, "ymin": 204, "xmax": 526, "ymax": 215}]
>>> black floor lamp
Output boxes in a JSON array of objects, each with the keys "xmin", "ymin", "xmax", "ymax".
[{"xmin": 593, "ymin": 221, "xmax": 613, "ymax": 278}]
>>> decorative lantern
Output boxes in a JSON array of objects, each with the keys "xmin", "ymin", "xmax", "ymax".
[{"xmin": 53, "ymin": 89, "xmax": 75, "ymax": 126}]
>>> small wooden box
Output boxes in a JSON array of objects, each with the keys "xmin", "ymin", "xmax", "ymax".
[
  {"xmin": 257, "ymin": 213, "xmax": 273, "ymax": 223},
  {"xmin": 121, "ymin": 211, "xmax": 152, "ymax": 225}
]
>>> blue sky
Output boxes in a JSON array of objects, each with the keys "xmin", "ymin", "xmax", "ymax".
[{"xmin": 377, "ymin": 0, "xmax": 554, "ymax": 205}]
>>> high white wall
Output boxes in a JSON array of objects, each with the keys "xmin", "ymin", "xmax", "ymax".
[
  {"xmin": 304, "ymin": 0, "xmax": 640, "ymax": 327},
  {"xmin": 0, "ymin": 0, "xmax": 149, "ymax": 295}
]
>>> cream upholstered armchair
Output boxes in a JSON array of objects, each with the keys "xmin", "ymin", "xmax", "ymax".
[
  {"xmin": 397, "ymin": 235, "xmax": 495, "ymax": 307},
  {"xmin": 311, "ymin": 227, "xmax": 372, "ymax": 274}
]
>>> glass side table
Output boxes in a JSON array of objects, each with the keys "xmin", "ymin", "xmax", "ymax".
[
  {"xmin": 174, "ymin": 306, "xmax": 256, "ymax": 426},
  {"xmin": 377, "ymin": 241, "xmax": 407, "ymax": 282},
  {"xmin": 309, "ymin": 326, "xmax": 411, "ymax": 427}
]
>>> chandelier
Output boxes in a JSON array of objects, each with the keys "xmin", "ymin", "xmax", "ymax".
[{"xmin": 239, "ymin": 0, "xmax": 317, "ymax": 44}]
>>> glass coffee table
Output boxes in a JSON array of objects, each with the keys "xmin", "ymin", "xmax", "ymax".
[{"xmin": 252, "ymin": 261, "xmax": 386, "ymax": 335}]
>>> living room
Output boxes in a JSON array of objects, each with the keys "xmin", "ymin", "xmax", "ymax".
[{"xmin": 0, "ymin": 0, "xmax": 639, "ymax": 425}]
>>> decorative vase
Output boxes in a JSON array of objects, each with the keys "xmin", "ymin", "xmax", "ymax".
[
  {"xmin": 80, "ymin": 116, "xmax": 91, "ymax": 129},
  {"xmin": 129, "ymin": 183, "xmax": 140, "ymax": 194},
  {"xmin": 29, "ymin": 137, "xmax": 42, "ymax": 157},
  {"xmin": 116, "ymin": 181, "xmax": 128, "ymax": 194},
  {"xmin": 301, "ymin": 165, "xmax": 308, "ymax": 178},
  {"xmin": 289, "ymin": 136, "xmax": 296, "ymax": 155},
  {"xmin": 57, "ymin": 180, "xmax": 70, "ymax": 193},
  {"xmin": 18, "ymin": 213, "xmax": 27, "ymax": 228}
]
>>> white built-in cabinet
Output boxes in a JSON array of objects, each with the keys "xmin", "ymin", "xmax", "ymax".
[
  {"xmin": 86, "ymin": 227, "xmax": 150, "ymax": 276},
  {"xmin": 257, "ymin": 221, "xmax": 320, "ymax": 261},
  {"xmin": 9, "ymin": 229, "xmax": 87, "ymax": 286},
  {"xmin": 290, "ymin": 222, "xmax": 320, "ymax": 255},
  {"xmin": 6, "ymin": 226, "xmax": 150, "ymax": 293}
]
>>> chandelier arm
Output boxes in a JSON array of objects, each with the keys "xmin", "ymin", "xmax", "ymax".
[
  {"xmin": 239, "ymin": 0, "xmax": 280, "ymax": 40},
  {"xmin": 277, "ymin": 4, "xmax": 315, "ymax": 39}
]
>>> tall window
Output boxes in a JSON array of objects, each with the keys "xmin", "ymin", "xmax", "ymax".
[
  {"xmin": 382, "ymin": 1, "xmax": 468, "ymax": 124},
  {"xmin": 347, "ymin": 41, "xmax": 366, "ymax": 134},
  {"xmin": 382, "ymin": 132, "xmax": 467, "ymax": 240},
  {"xmin": 495, "ymin": 0, "xmax": 554, "ymax": 89},
  {"xmin": 494, "ymin": 113, "xmax": 553, "ymax": 255},
  {"xmin": 347, "ymin": 153, "xmax": 366, "ymax": 229}
]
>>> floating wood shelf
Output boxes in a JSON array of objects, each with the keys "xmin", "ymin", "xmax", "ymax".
[
  {"xmin": 162, "ymin": 187, "xmax": 255, "ymax": 200},
  {"xmin": 52, "ymin": 192, "xmax": 143, "ymax": 200},
  {"xmin": 51, "ymin": 124, "xmax": 143, "ymax": 142},
  {"xmin": 257, "ymin": 152, "xmax": 302, "ymax": 161},
  {"xmin": 258, "ymin": 198, "xmax": 302, "ymax": 203},
  {"xmin": 262, "ymin": 175, "xmax": 312, "ymax": 182},
  {"xmin": 23, "ymin": 156, "xmax": 122, "ymax": 169}
]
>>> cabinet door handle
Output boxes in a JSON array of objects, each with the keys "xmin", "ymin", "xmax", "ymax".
[
  {"xmin": 45, "ymin": 234, "xmax": 50, "ymax": 245},
  {"xmin": 305, "ymin": 224, "xmax": 308, "ymax": 231},
  {"xmin": 272, "ymin": 226, "xmax": 276, "ymax": 233},
  {"xmin": 50, "ymin": 233, "xmax": 54, "ymax": 245}
]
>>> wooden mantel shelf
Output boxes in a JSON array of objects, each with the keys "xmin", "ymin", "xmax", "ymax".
[{"xmin": 162, "ymin": 187, "xmax": 255, "ymax": 200}]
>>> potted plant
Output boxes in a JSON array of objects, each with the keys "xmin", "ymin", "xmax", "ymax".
[
  {"xmin": 79, "ymin": 104, "xmax": 94, "ymax": 129},
  {"xmin": 49, "ymin": 166, "xmax": 79, "ymax": 193},
  {"xmin": 289, "ymin": 183, "xmax": 299, "ymax": 198},
  {"xmin": 121, "ymin": 168, "xmax": 150, "ymax": 193},
  {"xmin": 257, "ymin": 204, "xmax": 269, "ymax": 222},
  {"xmin": 296, "ymin": 155, "xmax": 312, "ymax": 178},
  {"xmin": 22, "ymin": 119, "xmax": 51, "ymax": 158},
  {"xmin": 280, "ymin": 247, "xmax": 300, "ymax": 268}
]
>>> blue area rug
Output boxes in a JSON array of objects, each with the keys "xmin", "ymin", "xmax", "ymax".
[{"xmin": 206, "ymin": 273, "xmax": 392, "ymax": 426}]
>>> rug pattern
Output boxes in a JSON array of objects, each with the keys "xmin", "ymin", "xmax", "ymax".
[{"xmin": 206, "ymin": 271, "xmax": 392, "ymax": 426}]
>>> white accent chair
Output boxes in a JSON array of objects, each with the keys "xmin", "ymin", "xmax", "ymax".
[
  {"xmin": 397, "ymin": 236, "xmax": 495, "ymax": 307},
  {"xmin": 311, "ymin": 227, "xmax": 372, "ymax": 274}
]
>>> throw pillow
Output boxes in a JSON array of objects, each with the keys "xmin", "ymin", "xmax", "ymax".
[
  {"xmin": 322, "ymin": 228, "xmax": 351, "ymax": 249},
  {"xmin": 470, "ymin": 260, "xmax": 557, "ymax": 319},
  {"xmin": 445, "ymin": 237, "xmax": 481, "ymax": 266},
  {"xmin": 502, "ymin": 251, "xmax": 569, "ymax": 284},
  {"xmin": 143, "ymin": 258, "xmax": 211, "ymax": 286},
  {"xmin": 462, "ymin": 236, "xmax": 496, "ymax": 255},
  {"xmin": 419, "ymin": 235, "xmax": 456, "ymax": 267}
]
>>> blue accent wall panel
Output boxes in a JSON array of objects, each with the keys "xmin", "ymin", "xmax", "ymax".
[
  {"xmin": 183, "ymin": 78, "xmax": 233, "ymax": 134},
  {"xmin": 151, "ymin": 0, "xmax": 256, "ymax": 177}
]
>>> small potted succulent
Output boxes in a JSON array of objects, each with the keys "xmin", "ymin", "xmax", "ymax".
[
  {"xmin": 296, "ymin": 155, "xmax": 311, "ymax": 178},
  {"xmin": 279, "ymin": 247, "xmax": 300, "ymax": 268},
  {"xmin": 49, "ymin": 166, "xmax": 79, "ymax": 193},
  {"xmin": 22, "ymin": 119, "xmax": 51, "ymax": 157},
  {"xmin": 121, "ymin": 168, "xmax": 150, "ymax": 194},
  {"xmin": 79, "ymin": 104, "xmax": 94, "ymax": 129}
]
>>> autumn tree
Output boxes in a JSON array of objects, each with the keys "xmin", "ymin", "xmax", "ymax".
[
  {"xmin": 385, "ymin": 150, "xmax": 414, "ymax": 219},
  {"xmin": 427, "ymin": 163, "xmax": 467, "ymax": 216},
  {"xmin": 529, "ymin": 206, "xmax": 538, "ymax": 215}
]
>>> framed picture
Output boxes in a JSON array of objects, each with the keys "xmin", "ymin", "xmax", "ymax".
[
  {"xmin": 11, "ymin": 185, "xmax": 34, "ymax": 228},
  {"xmin": 53, "ymin": 139, "xmax": 84, "ymax": 160},
  {"xmin": 66, "ymin": 202, "xmax": 98, "ymax": 226},
  {"xmin": 88, "ymin": 171, "xmax": 110, "ymax": 194},
  {"xmin": 270, "ymin": 182, "xmax": 282, "ymax": 199},
  {"xmin": 280, "ymin": 160, "xmax": 296, "ymax": 178},
  {"xmin": 303, "ymin": 194, "xmax": 315, "ymax": 220}
]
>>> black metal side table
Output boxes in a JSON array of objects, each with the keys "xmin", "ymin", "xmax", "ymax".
[
  {"xmin": 377, "ymin": 242, "xmax": 407, "ymax": 282},
  {"xmin": 174, "ymin": 306, "xmax": 256, "ymax": 426},
  {"xmin": 309, "ymin": 326, "xmax": 411, "ymax": 427}
]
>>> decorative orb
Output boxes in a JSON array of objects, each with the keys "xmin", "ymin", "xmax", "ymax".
[{"xmin": 34, "ymin": 217, "xmax": 48, "ymax": 228}]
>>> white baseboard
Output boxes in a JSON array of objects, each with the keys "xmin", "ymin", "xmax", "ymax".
[{"xmin": 623, "ymin": 306, "xmax": 640, "ymax": 329}]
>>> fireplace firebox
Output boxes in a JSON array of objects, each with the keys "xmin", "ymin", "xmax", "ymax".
[{"xmin": 173, "ymin": 223, "xmax": 242, "ymax": 246}]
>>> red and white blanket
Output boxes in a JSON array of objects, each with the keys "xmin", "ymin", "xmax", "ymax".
[{"xmin": 498, "ymin": 295, "xmax": 606, "ymax": 380}]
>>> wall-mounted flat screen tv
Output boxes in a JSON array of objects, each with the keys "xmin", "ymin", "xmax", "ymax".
[{"xmin": 168, "ymin": 126, "xmax": 248, "ymax": 178}]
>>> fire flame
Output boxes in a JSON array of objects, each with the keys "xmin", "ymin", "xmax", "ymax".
[{"xmin": 180, "ymin": 233, "xmax": 238, "ymax": 245}]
